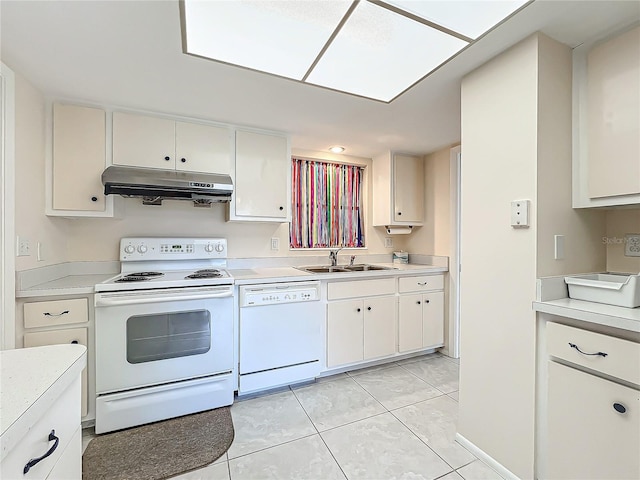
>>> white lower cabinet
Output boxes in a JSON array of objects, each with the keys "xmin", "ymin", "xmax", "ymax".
[
  {"xmin": 1, "ymin": 377, "xmax": 82, "ymax": 480},
  {"xmin": 546, "ymin": 360, "xmax": 639, "ymax": 479},
  {"xmin": 398, "ymin": 275, "xmax": 445, "ymax": 353},
  {"xmin": 24, "ymin": 328, "xmax": 89, "ymax": 417},
  {"xmin": 327, "ymin": 300, "xmax": 363, "ymax": 367},
  {"xmin": 327, "ymin": 295, "xmax": 396, "ymax": 368}
]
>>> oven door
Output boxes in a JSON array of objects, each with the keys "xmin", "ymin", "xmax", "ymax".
[{"xmin": 95, "ymin": 285, "xmax": 233, "ymax": 394}]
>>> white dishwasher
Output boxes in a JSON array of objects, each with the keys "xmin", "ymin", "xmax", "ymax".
[{"xmin": 239, "ymin": 281, "xmax": 323, "ymax": 394}]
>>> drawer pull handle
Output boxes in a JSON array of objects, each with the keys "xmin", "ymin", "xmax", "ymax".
[
  {"xmin": 23, "ymin": 430, "xmax": 59, "ymax": 474},
  {"xmin": 568, "ymin": 343, "xmax": 608, "ymax": 357},
  {"xmin": 613, "ymin": 403, "xmax": 627, "ymax": 414},
  {"xmin": 43, "ymin": 310, "xmax": 69, "ymax": 317},
  {"xmin": 417, "ymin": 282, "xmax": 427, "ymax": 286}
]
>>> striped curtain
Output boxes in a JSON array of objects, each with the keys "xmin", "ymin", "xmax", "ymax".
[{"xmin": 290, "ymin": 158, "xmax": 365, "ymax": 249}]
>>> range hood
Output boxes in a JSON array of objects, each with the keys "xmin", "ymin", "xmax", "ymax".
[{"xmin": 102, "ymin": 165, "xmax": 233, "ymax": 206}]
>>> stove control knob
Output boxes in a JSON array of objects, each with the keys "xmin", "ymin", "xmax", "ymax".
[
  {"xmin": 204, "ymin": 244, "xmax": 214, "ymax": 253},
  {"xmin": 137, "ymin": 245, "xmax": 148, "ymax": 254},
  {"xmin": 124, "ymin": 245, "xmax": 135, "ymax": 254},
  {"xmin": 215, "ymin": 243, "xmax": 224, "ymax": 253}
]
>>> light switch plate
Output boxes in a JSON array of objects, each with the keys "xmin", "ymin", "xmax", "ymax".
[
  {"xmin": 510, "ymin": 200, "xmax": 530, "ymax": 228},
  {"xmin": 625, "ymin": 234, "xmax": 640, "ymax": 257},
  {"xmin": 270, "ymin": 237, "xmax": 279, "ymax": 251}
]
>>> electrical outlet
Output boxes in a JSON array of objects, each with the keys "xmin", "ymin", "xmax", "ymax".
[
  {"xmin": 384, "ymin": 237, "xmax": 393, "ymax": 248},
  {"xmin": 17, "ymin": 236, "xmax": 30, "ymax": 256},
  {"xmin": 625, "ymin": 234, "xmax": 640, "ymax": 257},
  {"xmin": 271, "ymin": 237, "xmax": 279, "ymax": 251}
]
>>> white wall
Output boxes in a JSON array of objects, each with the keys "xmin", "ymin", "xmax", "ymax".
[
  {"xmin": 404, "ymin": 145, "xmax": 456, "ymax": 256},
  {"xmin": 459, "ymin": 33, "xmax": 609, "ymax": 478},
  {"xmin": 64, "ymin": 149, "xmax": 396, "ymax": 261},
  {"xmin": 536, "ymin": 34, "xmax": 607, "ymax": 277},
  {"xmin": 13, "ymin": 69, "xmax": 68, "ymax": 271},
  {"xmin": 606, "ymin": 209, "xmax": 640, "ymax": 273},
  {"xmin": 459, "ymin": 34, "xmax": 539, "ymax": 479}
]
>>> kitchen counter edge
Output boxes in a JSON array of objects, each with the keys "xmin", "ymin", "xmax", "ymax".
[{"xmin": 0, "ymin": 344, "xmax": 87, "ymax": 462}]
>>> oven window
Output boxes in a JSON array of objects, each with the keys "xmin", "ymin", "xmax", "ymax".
[{"xmin": 126, "ymin": 310, "xmax": 211, "ymax": 364}]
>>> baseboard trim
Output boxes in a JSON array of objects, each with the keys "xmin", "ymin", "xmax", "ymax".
[{"xmin": 455, "ymin": 433, "xmax": 520, "ymax": 480}]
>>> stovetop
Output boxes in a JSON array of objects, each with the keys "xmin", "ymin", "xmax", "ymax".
[
  {"xmin": 96, "ymin": 268, "xmax": 233, "ymax": 292},
  {"xmin": 95, "ymin": 237, "xmax": 233, "ymax": 293}
]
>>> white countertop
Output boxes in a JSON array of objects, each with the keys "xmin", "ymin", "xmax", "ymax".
[
  {"xmin": 15, "ymin": 274, "xmax": 114, "ymax": 298},
  {"xmin": 534, "ymin": 275, "xmax": 640, "ymax": 333},
  {"xmin": 0, "ymin": 344, "xmax": 87, "ymax": 461},
  {"xmin": 533, "ymin": 298, "xmax": 640, "ymax": 333},
  {"xmin": 16, "ymin": 261, "xmax": 448, "ymax": 297},
  {"xmin": 230, "ymin": 263, "xmax": 447, "ymax": 285}
]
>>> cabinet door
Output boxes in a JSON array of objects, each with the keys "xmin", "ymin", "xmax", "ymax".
[
  {"xmin": 327, "ymin": 300, "xmax": 363, "ymax": 367},
  {"xmin": 398, "ymin": 294, "xmax": 423, "ymax": 352},
  {"xmin": 422, "ymin": 291, "xmax": 444, "ymax": 348},
  {"xmin": 24, "ymin": 328, "xmax": 89, "ymax": 417},
  {"xmin": 363, "ymin": 296, "xmax": 396, "ymax": 360},
  {"xmin": 175, "ymin": 121, "xmax": 232, "ymax": 174},
  {"xmin": 52, "ymin": 104, "xmax": 106, "ymax": 211},
  {"xmin": 235, "ymin": 130, "xmax": 289, "ymax": 220},
  {"xmin": 393, "ymin": 154, "xmax": 424, "ymax": 223},
  {"xmin": 587, "ymin": 27, "xmax": 640, "ymax": 199},
  {"xmin": 112, "ymin": 111, "xmax": 175, "ymax": 168},
  {"xmin": 547, "ymin": 361, "xmax": 640, "ymax": 480},
  {"xmin": 47, "ymin": 427, "xmax": 81, "ymax": 480}
]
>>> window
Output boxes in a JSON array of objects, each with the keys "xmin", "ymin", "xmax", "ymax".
[{"xmin": 290, "ymin": 157, "xmax": 365, "ymax": 249}]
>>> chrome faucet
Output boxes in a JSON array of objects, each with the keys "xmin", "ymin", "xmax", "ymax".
[{"xmin": 329, "ymin": 248, "xmax": 343, "ymax": 266}]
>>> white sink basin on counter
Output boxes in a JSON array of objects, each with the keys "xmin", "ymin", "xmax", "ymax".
[{"xmin": 565, "ymin": 274, "xmax": 640, "ymax": 308}]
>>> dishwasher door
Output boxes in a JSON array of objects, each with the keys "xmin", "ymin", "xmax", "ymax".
[{"xmin": 239, "ymin": 282, "xmax": 323, "ymax": 394}]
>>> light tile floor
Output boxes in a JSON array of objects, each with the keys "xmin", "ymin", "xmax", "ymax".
[{"xmin": 83, "ymin": 353, "xmax": 505, "ymax": 480}]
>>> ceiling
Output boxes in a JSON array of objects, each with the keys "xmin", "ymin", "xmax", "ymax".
[{"xmin": 1, "ymin": 1, "xmax": 638, "ymax": 158}]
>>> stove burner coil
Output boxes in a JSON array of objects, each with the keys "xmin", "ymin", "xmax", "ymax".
[
  {"xmin": 115, "ymin": 271, "xmax": 164, "ymax": 283},
  {"xmin": 194, "ymin": 269, "xmax": 221, "ymax": 274},
  {"xmin": 185, "ymin": 272, "xmax": 223, "ymax": 279},
  {"xmin": 125, "ymin": 272, "xmax": 164, "ymax": 278},
  {"xmin": 115, "ymin": 276, "xmax": 152, "ymax": 283}
]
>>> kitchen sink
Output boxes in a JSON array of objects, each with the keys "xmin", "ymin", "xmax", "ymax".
[
  {"xmin": 299, "ymin": 264, "xmax": 394, "ymax": 274},
  {"xmin": 301, "ymin": 266, "xmax": 350, "ymax": 273},
  {"xmin": 344, "ymin": 264, "xmax": 392, "ymax": 271}
]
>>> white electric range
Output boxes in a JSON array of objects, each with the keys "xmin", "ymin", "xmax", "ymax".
[{"xmin": 94, "ymin": 237, "xmax": 235, "ymax": 434}]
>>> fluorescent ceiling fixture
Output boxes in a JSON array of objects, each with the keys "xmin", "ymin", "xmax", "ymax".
[
  {"xmin": 381, "ymin": 0, "xmax": 530, "ymax": 39},
  {"xmin": 306, "ymin": 1, "xmax": 468, "ymax": 102},
  {"xmin": 329, "ymin": 146, "xmax": 346, "ymax": 153},
  {"xmin": 183, "ymin": 0, "xmax": 352, "ymax": 79},
  {"xmin": 182, "ymin": 0, "xmax": 532, "ymax": 102}
]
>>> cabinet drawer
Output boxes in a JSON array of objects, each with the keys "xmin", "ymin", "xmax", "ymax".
[
  {"xmin": 24, "ymin": 329, "xmax": 89, "ymax": 417},
  {"xmin": 1, "ymin": 377, "xmax": 80, "ymax": 480},
  {"xmin": 24, "ymin": 298, "xmax": 88, "ymax": 328},
  {"xmin": 547, "ymin": 322, "xmax": 640, "ymax": 385},
  {"xmin": 327, "ymin": 278, "xmax": 396, "ymax": 300},
  {"xmin": 398, "ymin": 275, "xmax": 444, "ymax": 293}
]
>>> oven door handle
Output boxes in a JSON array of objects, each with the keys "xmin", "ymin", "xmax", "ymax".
[{"xmin": 95, "ymin": 288, "xmax": 233, "ymax": 307}]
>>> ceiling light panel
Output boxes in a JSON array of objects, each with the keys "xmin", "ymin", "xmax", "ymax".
[
  {"xmin": 183, "ymin": 0, "xmax": 352, "ymax": 80},
  {"xmin": 381, "ymin": 0, "xmax": 530, "ymax": 39},
  {"xmin": 306, "ymin": 1, "xmax": 468, "ymax": 101}
]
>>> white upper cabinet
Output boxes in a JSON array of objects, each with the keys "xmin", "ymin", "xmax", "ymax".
[
  {"xmin": 49, "ymin": 103, "xmax": 113, "ymax": 217},
  {"xmin": 112, "ymin": 111, "xmax": 232, "ymax": 174},
  {"xmin": 573, "ymin": 26, "xmax": 640, "ymax": 207},
  {"xmin": 230, "ymin": 130, "xmax": 291, "ymax": 222},
  {"xmin": 373, "ymin": 151, "xmax": 424, "ymax": 226},
  {"xmin": 175, "ymin": 121, "xmax": 232, "ymax": 174}
]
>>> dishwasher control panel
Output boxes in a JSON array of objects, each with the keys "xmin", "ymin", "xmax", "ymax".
[{"xmin": 240, "ymin": 282, "xmax": 320, "ymax": 307}]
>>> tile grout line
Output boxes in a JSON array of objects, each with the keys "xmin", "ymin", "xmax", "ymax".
[
  {"xmin": 290, "ymin": 386, "xmax": 350, "ymax": 480},
  {"xmin": 389, "ymin": 407, "xmax": 461, "ymax": 475}
]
